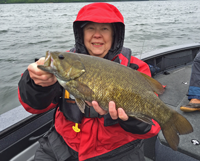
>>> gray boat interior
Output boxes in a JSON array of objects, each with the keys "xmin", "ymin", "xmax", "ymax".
[
  {"xmin": 154, "ymin": 63, "xmax": 200, "ymax": 161},
  {"xmin": 1, "ymin": 43, "xmax": 200, "ymax": 161},
  {"xmin": 143, "ymin": 44, "xmax": 200, "ymax": 161}
]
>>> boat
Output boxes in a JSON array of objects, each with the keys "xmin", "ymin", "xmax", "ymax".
[{"xmin": 0, "ymin": 43, "xmax": 200, "ymax": 161}]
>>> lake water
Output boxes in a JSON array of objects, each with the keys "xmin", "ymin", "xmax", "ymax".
[{"xmin": 0, "ymin": 1, "xmax": 200, "ymax": 114}]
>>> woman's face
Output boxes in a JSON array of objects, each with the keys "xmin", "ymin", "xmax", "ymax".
[{"xmin": 83, "ymin": 22, "xmax": 113, "ymax": 58}]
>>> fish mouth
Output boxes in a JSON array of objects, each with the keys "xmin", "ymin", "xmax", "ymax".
[
  {"xmin": 44, "ymin": 51, "xmax": 56, "ymax": 69},
  {"xmin": 38, "ymin": 51, "xmax": 57, "ymax": 74},
  {"xmin": 38, "ymin": 51, "xmax": 70, "ymax": 82},
  {"xmin": 44, "ymin": 51, "xmax": 67, "ymax": 81},
  {"xmin": 50, "ymin": 57, "xmax": 54, "ymax": 68},
  {"xmin": 44, "ymin": 51, "xmax": 51, "ymax": 67}
]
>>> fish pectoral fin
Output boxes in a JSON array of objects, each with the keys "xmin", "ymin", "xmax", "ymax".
[
  {"xmin": 63, "ymin": 80, "xmax": 93, "ymax": 100},
  {"xmin": 130, "ymin": 114, "xmax": 154, "ymax": 125},
  {"xmin": 68, "ymin": 80, "xmax": 94, "ymax": 98},
  {"xmin": 69, "ymin": 60, "xmax": 85, "ymax": 79},
  {"xmin": 37, "ymin": 65, "xmax": 53, "ymax": 74},
  {"xmin": 75, "ymin": 98, "xmax": 85, "ymax": 113},
  {"xmin": 76, "ymin": 82, "xmax": 94, "ymax": 98},
  {"xmin": 140, "ymin": 72, "xmax": 165, "ymax": 95}
]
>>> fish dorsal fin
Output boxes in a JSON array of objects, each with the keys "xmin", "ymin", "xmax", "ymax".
[
  {"xmin": 140, "ymin": 72, "xmax": 165, "ymax": 95},
  {"xmin": 68, "ymin": 60, "xmax": 85, "ymax": 79},
  {"xmin": 129, "ymin": 114, "xmax": 154, "ymax": 125}
]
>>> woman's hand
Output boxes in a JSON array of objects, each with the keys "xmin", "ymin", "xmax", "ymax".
[
  {"xmin": 28, "ymin": 57, "xmax": 57, "ymax": 87},
  {"xmin": 86, "ymin": 101, "xmax": 129, "ymax": 121}
]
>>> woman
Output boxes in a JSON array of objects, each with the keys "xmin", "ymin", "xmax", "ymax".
[{"xmin": 18, "ymin": 2, "xmax": 160, "ymax": 161}]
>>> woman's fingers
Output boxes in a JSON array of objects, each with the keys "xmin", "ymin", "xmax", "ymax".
[
  {"xmin": 109, "ymin": 101, "xmax": 118, "ymax": 120},
  {"xmin": 118, "ymin": 108, "xmax": 129, "ymax": 121},
  {"xmin": 86, "ymin": 101, "xmax": 129, "ymax": 121},
  {"xmin": 92, "ymin": 101, "xmax": 107, "ymax": 115}
]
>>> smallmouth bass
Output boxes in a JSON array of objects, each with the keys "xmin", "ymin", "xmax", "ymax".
[{"xmin": 38, "ymin": 51, "xmax": 193, "ymax": 151}]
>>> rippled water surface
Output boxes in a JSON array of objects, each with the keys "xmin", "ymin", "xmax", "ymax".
[{"xmin": 0, "ymin": 1, "xmax": 200, "ymax": 114}]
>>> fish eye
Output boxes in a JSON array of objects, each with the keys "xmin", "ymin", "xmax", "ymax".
[{"xmin": 58, "ymin": 54, "xmax": 64, "ymax": 60}]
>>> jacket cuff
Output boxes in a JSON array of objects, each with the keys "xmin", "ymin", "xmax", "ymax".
[
  {"xmin": 118, "ymin": 117, "xmax": 151, "ymax": 134},
  {"xmin": 18, "ymin": 69, "xmax": 61, "ymax": 110}
]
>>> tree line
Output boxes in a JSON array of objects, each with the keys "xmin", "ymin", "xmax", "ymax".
[{"xmin": 0, "ymin": 0, "xmax": 147, "ymax": 4}]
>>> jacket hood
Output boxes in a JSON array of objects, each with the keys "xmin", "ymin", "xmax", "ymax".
[{"xmin": 73, "ymin": 2, "xmax": 125, "ymax": 60}]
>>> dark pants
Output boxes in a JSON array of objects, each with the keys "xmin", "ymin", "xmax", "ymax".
[
  {"xmin": 188, "ymin": 51, "xmax": 200, "ymax": 100},
  {"xmin": 34, "ymin": 128, "xmax": 145, "ymax": 161},
  {"xmin": 34, "ymin": 128, "xmax": 78, "ymax": 161}
]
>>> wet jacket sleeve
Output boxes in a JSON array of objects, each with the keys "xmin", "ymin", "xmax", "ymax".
[
  {"xmin": 118, "ymin": 117, "xmax": 152, "ymax": 134},
  {"xmin": 118, "ymin": 56, "xmax": 160, "ymax": 135},
  {"xmin": 18, "ymin": 69, "xmax": 62, "ymax": 114}
]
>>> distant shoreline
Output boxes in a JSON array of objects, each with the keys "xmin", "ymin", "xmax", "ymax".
[{"xmin": 0, "ymin": 0, "xmax": 148, "ymax": 4}]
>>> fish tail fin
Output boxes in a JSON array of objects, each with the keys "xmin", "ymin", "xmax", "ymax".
[{"xmin": 161, "ymin": 111, "xmax": 193, "ymax": 151}]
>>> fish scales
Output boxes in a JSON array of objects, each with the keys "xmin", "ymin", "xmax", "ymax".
[
  {"xmin": 79, "ymin": 55, "xmax": 167, "ymax": 118},
  {"xmin": 37, "ymin": 51, "xmax": 193, "ymax": 151}
]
